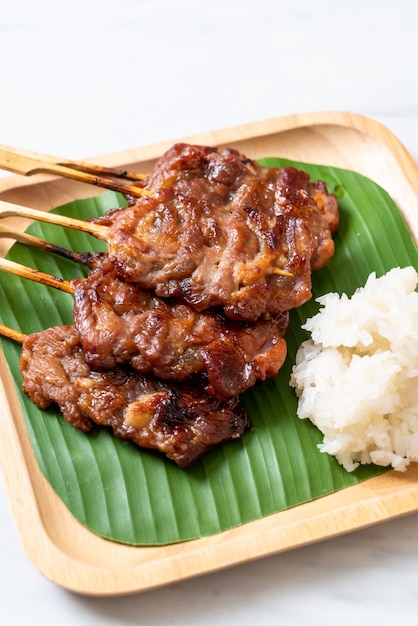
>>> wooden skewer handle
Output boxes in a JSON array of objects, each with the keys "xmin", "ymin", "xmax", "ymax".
[
  {"xmin": 0, "ymin": 145, "xmax": 147, "ymax": 181},
  {"xmin": 0, "ymin": 201, "xmax": 108, "ymax": 239},
  {"xmin": 0, "ymin": 257, "xmax": 73, "ymax": 293},
  {"xmin": 0, "ymin": 323, "xmax": 25, "ymax": 344},
  {"xmin": 0, "ymin": 146, "xmax": 150, "ymax": 197},
  {"xmin": 58, "ymin": 160, "xmax": 147, "ymax": 182}
]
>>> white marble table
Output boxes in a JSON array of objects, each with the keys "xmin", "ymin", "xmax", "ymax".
[{"xmin": 1, "ymin": 1, "xmax": 418, "ymax": 623}]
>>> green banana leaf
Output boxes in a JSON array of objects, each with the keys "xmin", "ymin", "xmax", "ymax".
[{"xmin": 0, "ymin": 158, "xmax": 417, "ymax": 546}]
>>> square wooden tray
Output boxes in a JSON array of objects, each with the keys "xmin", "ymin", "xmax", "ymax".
[{"xmin": 0, "ymin": 111, "xmax": 417, "ymax": 596}]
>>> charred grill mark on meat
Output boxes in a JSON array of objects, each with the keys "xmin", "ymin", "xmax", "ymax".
[
  {"xmin": 91, "ymin": 144, "xmax": 338, "ymax": 321},
  {"xmin": 19, "ymin": 325, "xmax": 250, "ymax": 468}
]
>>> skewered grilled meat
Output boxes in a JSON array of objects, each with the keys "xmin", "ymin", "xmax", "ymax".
[
  {"xmin": 19, "ymin": 325, "xmax": 250, "ymax": 468},
  {"xmin": 91, "ymin": 143, "xmax": 338, "ymax": 321},
  {"xmin": 71, "ymin": 261, "xmax": 289, "ymax": 401},
  {"xmin": 7, "ymin": 143, "xmax": 340, "ymax": 468}
]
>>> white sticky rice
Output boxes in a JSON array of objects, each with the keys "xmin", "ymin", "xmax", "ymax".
[{"xmin": 289, "ymin": 266, "xmax": 418, "ymax": 472}]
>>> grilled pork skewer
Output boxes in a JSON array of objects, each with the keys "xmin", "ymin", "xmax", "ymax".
[
  {"xmin": 0, "ymin": 322, "xmax": 250, "ymax": 468},
  {"xmin": 0, "ymin": 145, "xmax": 150, "ymax": 197},
  {"xmin": 0, "ymin": 143, "xmax": 339, "ymax": 322},
  {"xmin": 0, "ymin": 254, "xmax": 289, "ymax": 401},
  {"xmin": 0, "ymin": 197, "xmax": 294, "ymax": 306},
  {"xmin": 0, "ymin": 186, "xmax": 305, "ymax": 325}
]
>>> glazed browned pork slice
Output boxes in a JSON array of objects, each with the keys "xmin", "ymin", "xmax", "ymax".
[
  {"xmin": 71, "ymin": 261, "xmax": 289, "ymax": 401},
  {"xmin": 91, "ymin": 143, "xmax": 338, "ymax": 321},
  {"xmin": 20, "ymin": 325, "xmax": 250, "ymax": 468}
]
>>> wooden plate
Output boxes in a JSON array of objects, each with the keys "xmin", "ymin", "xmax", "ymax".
[{"xmin": 0, "ymin": 111, "xmax": 417, "ymax": 596}]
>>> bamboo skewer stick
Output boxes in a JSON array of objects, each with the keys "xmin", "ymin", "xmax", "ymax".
[
  {"xmin": 0, "ymin": 257, "xmax": 73, "ymax": 293},
  {"xmin": 0, "ymin": 223, "xmax": 101, "ymax": 267},
  {"xmin": 59, "ymin": 161, "xmax": 147, "ymax": 181},
  {"xmin": 0, "ymin": 201, "xmax": 109, "ymax": 239},
  {"xmin": 0, "ymin": 323, "xmax": 25, "ymax": 344},
  {"xmin": 0, "ymin": 145, "xmax": 148, "ymax": 181},
  {"xmin": 0, "ymin": 145, "xmax": 151, "ymax": 197},
  {"xmin": 0, "ymin": 146, "xmax": 148, "ymax": 181}
]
